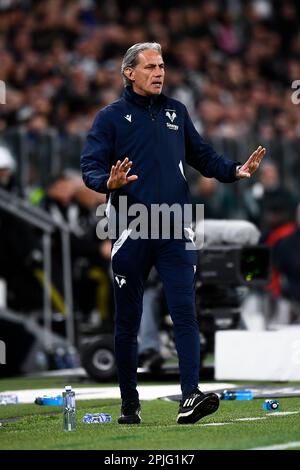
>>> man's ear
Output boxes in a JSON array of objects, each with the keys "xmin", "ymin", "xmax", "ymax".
[{"xmin": 124, "ymin": 67, "xmax": 135, "ymax": 82}]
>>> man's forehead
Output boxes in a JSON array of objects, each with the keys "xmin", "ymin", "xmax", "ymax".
[{"xmin": 137, "ymin": 49, "xmax": 164, "ymax": 65}]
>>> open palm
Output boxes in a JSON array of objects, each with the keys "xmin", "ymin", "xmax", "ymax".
[
  {"xmin": 237, "ymin": 146, "xmax": 266, "ymax": 179},
  {"xmin": 107, "ymin": 157, "xmax": 138, "ymax": 190}
]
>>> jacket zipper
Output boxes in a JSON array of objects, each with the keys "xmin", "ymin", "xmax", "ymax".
[{"xmin": 147, "ymin": 99, "xmax": 160, "ymax": 205}]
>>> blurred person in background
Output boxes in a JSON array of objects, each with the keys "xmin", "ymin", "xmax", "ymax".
[
  {"xmin": 242, "ymin": 160, "xmax": 298, "ymax": 229},
  {"xmin": 138, "ymin": 267, "xmax": 165, "ymax": 372},
  {"xmin": 191, "ymin": 174, "xmax": 241, "ymax": 221},
  {"xmin": 273, "ymin": 205, "xmax": 300, "ymax": 324},
  {"xmin": 0, "ymin": 147, "xmax": 42, "ymax": 311},
  {"xmin": 0, "ymin": 146, "xmax": 16, "ymax": 191},
  {"xmin": 40, "ymin": 172, "xmax": 113, "ymax": 325},
  {"xmin": 72, "ymin": 185, "xmax": 113, "ymax": 331},
  {"xmin": 242, "ymin": 161, "xmax": 299, "ymax": 326}
]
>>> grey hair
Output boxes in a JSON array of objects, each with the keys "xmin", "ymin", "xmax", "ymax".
[{"xmin": 121, "ymin": 42, "xmax": 162, "ymax": 86}]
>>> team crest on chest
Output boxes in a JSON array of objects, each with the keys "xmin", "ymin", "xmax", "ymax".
[
  {"xmin": 165, "ymin": 109, "xmax": 177, "ymax": 122},
  {"xmin": 165, "ymin": 109, "xmax": 179, "ymax": 130}
]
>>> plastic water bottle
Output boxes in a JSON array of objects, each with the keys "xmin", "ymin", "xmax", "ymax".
[
  {"xmin": 0, "ymin": 394, "xmax": 18, "ymax": 405},
  {"xmin": 82, "ymin": 413, "xmax": 112, "ymax": 424},
  {"xmin": 221, "ymin": 389, "xmax": 253, "ymax": 400},
  {"xmin": 63, "ymin": 385, "xmax": 76, "ymax": 431}
]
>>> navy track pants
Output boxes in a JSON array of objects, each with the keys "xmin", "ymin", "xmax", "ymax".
[{"xmin": 111, "ymin": 234, "xmax": 200, "ymax": 403}]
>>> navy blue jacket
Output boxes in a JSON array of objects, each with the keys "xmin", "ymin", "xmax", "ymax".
[{"xmin": 81, "ymin": 86, "xmax": 238, "ymax": 209}]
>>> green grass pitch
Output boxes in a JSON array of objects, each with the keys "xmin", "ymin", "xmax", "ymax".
[{"xmin": 1, "ymin": 377, "xmax": 300, "ymax": 450}]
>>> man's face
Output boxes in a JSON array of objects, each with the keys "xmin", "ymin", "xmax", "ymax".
[{"xmin": 126, "ymin": 49, "xmax": 165, "ymax": 96}]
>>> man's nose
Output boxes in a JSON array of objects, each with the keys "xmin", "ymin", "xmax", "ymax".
[{"xmin": 154, "ymin": 66, "xmax": 163, "ymax": 75}]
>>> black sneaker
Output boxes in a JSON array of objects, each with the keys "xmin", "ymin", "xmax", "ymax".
[
  {"xmin": 118, "ymin": 400, "xmax": 141, "ymax": 424},
  {"xmin": 177, "ymin": 389, "xmax": 219, "ymax": 424}
]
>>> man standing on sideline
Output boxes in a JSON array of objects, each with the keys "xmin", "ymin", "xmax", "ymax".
[{"xmin": 81, "ymin": 42, "xmax": 266, "ymax": 424}]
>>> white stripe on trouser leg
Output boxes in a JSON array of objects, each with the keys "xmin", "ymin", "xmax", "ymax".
[
  {"xmin": 179, "ymin": 160, "xmax": 186, "ymax": 180},
  {"xmin": 111, "ymin": 228, "xmax": 132, "ymax": 259},
  {"xmin": 105, "ymin": 194, "xmax": 112, "ymax": 218},
  {"xmin": 184, "ymin": 225, "xmax": 196, "ymax": 247}
]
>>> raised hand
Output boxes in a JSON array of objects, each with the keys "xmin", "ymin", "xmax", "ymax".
[
  {"xmin": 236, "ymin": 146, "xmax": 266, "ymax": 179},
  {"xmin": 107, "ymin": 157, "xmax": 138, "ymax": 190}
]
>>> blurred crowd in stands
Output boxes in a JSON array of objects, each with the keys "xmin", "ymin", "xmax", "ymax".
[
  {"xmin": 1, "ymin": 0, "xmax": 300, "ymax": 370},
  {"xmin": 0, "ymin": 1, "xmax": 300, "ymax": 146}
]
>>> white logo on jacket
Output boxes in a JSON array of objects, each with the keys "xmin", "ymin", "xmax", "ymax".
[
  {"xmin": 124, "ymin": 114, "xmax": 132, "ymax": 122},
  {"xmin": 165, "ymin": 110, "xmax": 177, "ymax": 122},
  {"xmin": 115, "ymin": 274, "xmax": 127, "ymax": 288},
  {"xmin": 165, "ymin": 109, "xmax": 178, "ymax": 130},
  {"xmin": 166, "ymin": 122, "xmax": 179, "ymax": 131}
]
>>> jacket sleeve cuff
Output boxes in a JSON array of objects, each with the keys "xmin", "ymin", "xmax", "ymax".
[
  {"xmin": 96, "ymin": 174, "xmax": 111, "ymax": 194},
  {"xmin": 234, "ymin": 163, "xmax": 242, "ymax": 180}
]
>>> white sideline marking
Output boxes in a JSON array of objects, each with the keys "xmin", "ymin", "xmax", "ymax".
[
  {"xmin": 235, "ymin": 417, "xmax": 266, "ymax": 421},
  {"xmin": 200, "ymin": 422, "xmax": 228, "ymax": 427},
  {"xmin": 250, "ymin": 441, "xmax": 300, "ymax": 450},
  {"xmin": 265, "ymin": 411, "xmax": 299, "ymax": 417},
  {"xmin": 1, "ymin": 383, "xmax": 234, "ymax": 404},
  {"xmin": 199, "ymin": 411, "xmax": 300, "ymax": 427}
]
